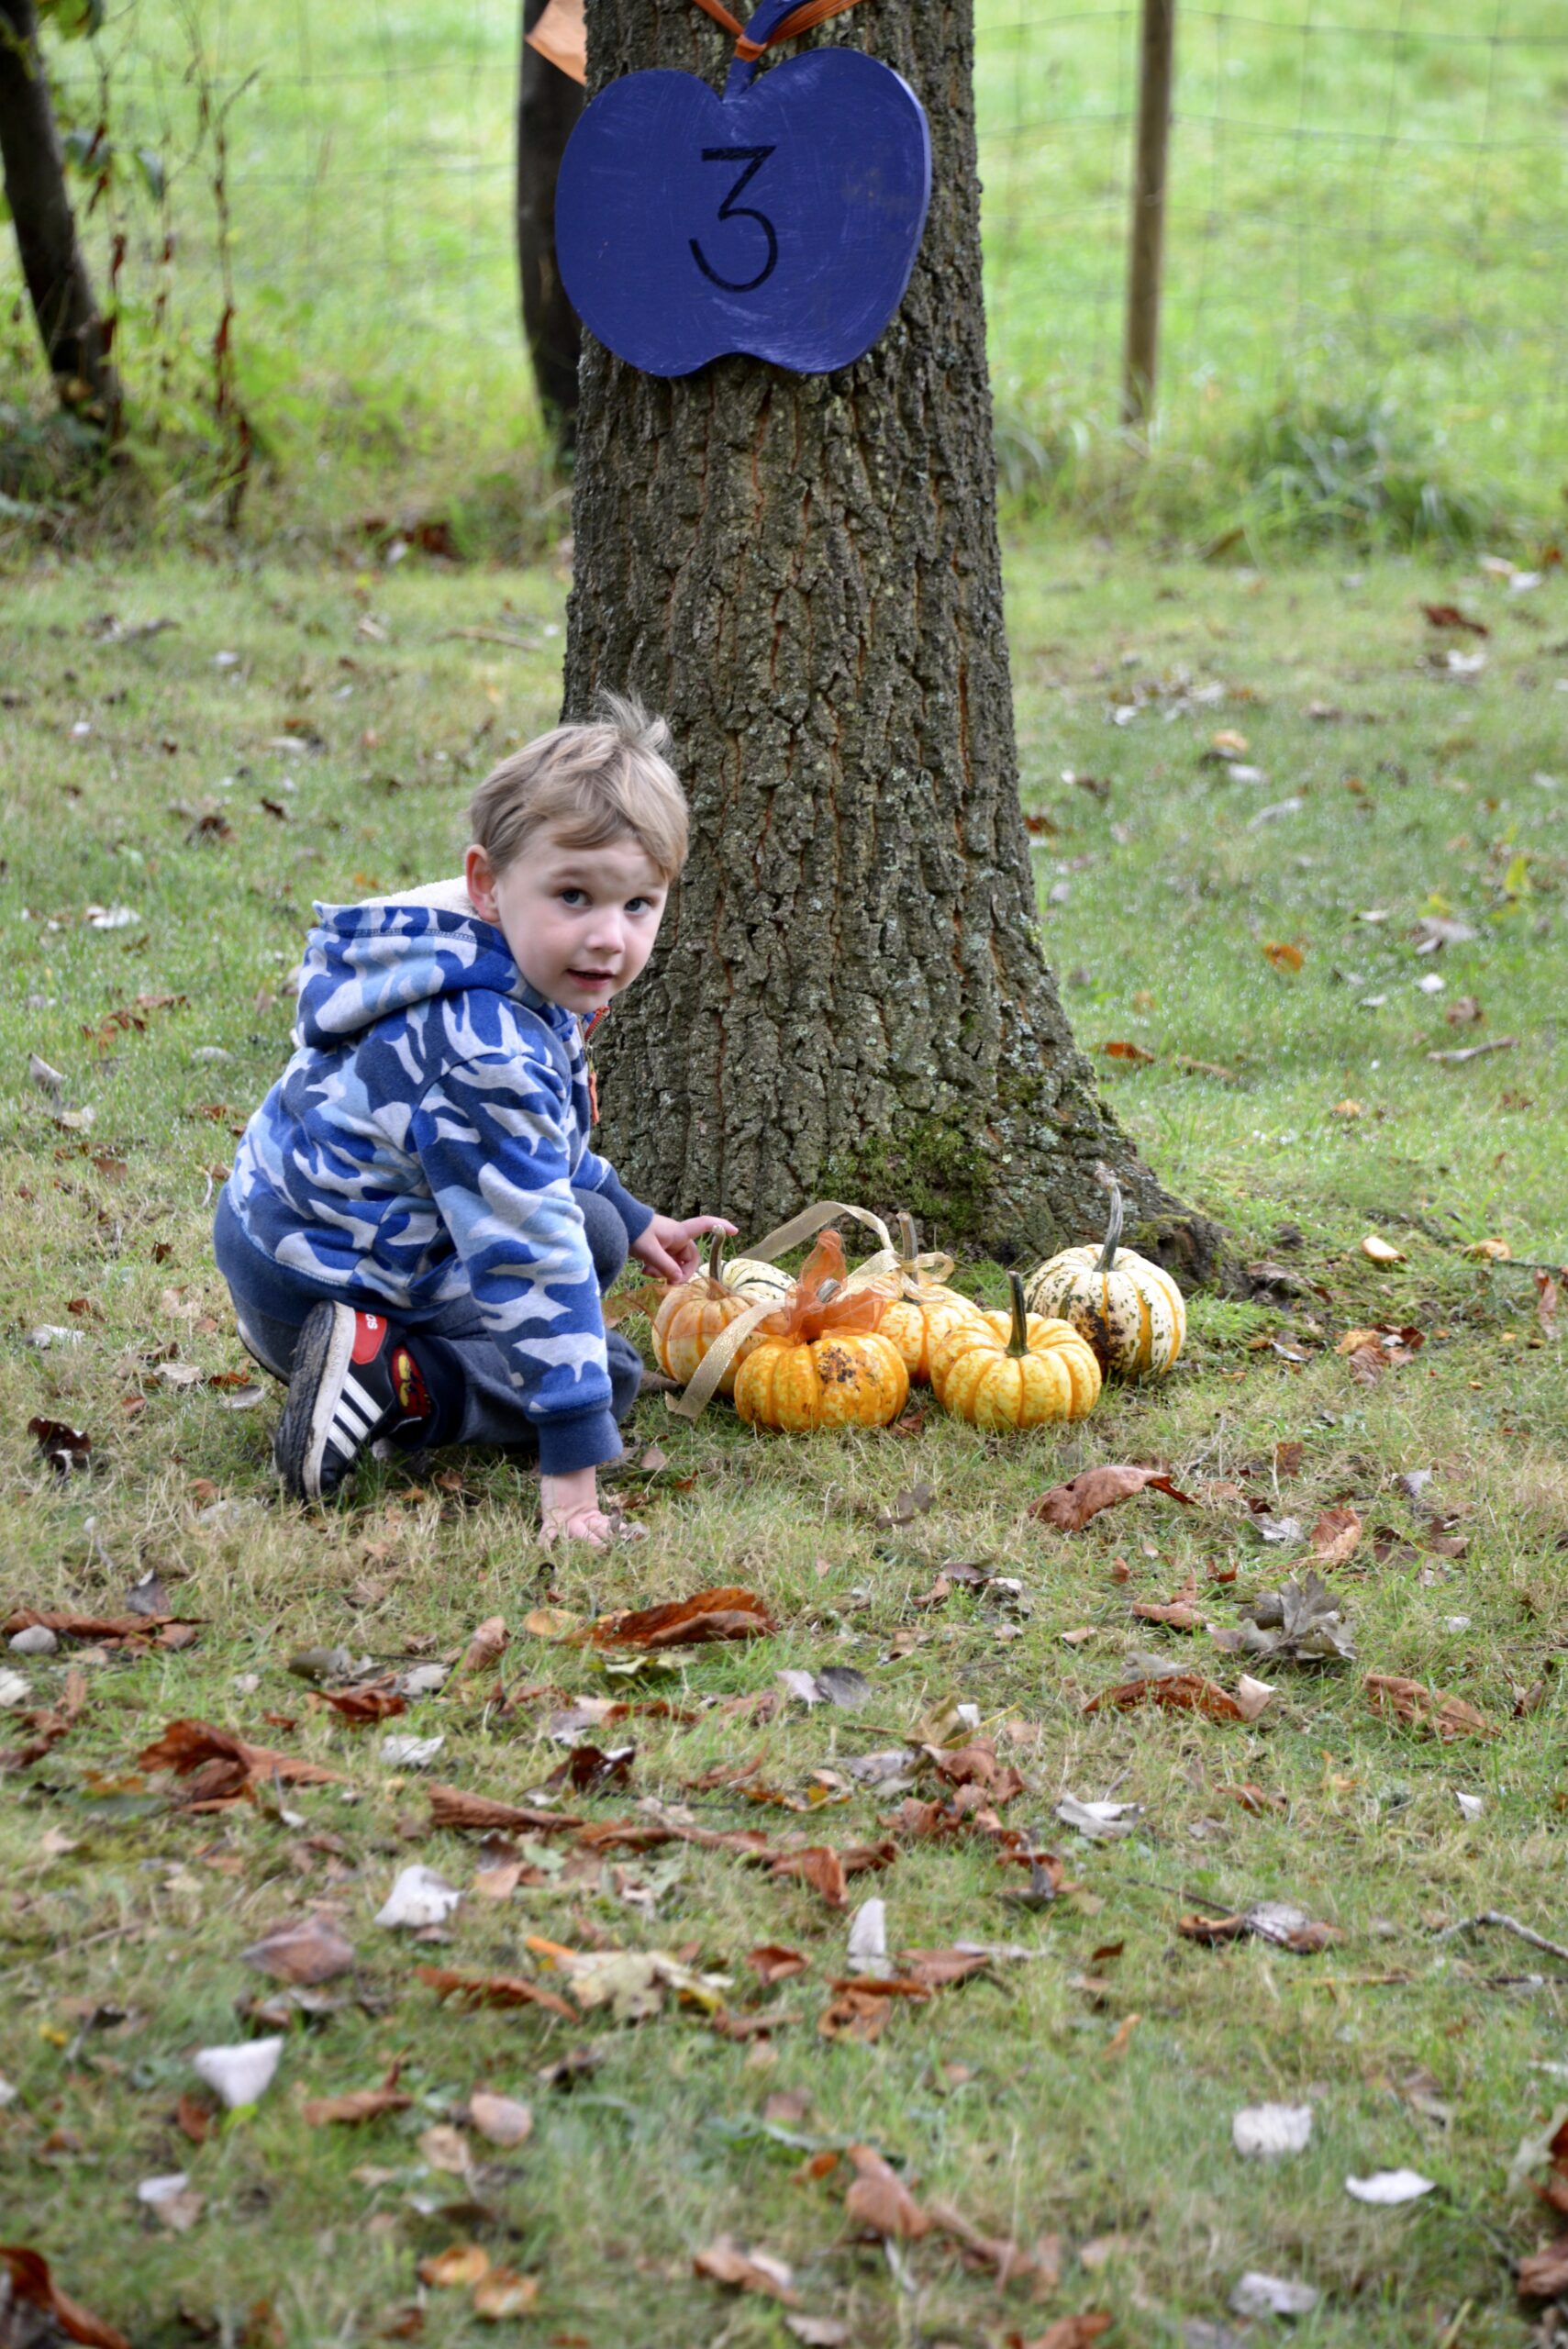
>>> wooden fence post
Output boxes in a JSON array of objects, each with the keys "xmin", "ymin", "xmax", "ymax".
[{"xmin": 1122, "ymin": 0, "xmax": 1175, "ymax": 428}]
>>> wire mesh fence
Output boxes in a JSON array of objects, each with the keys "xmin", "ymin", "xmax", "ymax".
[{"xmin": 5, "ymin": 0, "xmax": 1566, "ymax": 518}]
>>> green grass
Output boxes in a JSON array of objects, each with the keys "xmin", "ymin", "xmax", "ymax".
[
  {"xmin": 5, "ymin": 0, "xmax": 1568, "ymax": 538},
  {"xmin": 1, "ymin": 533, "xmax": 1566, "ymax": 2345}
]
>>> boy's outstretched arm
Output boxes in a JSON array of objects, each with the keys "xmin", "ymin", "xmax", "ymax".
[{"xmin": 630, "ymin": 1213, "xmax": 737, "ymax": 1285}]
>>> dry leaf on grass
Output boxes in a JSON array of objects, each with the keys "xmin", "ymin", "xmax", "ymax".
[
  {"xmin": 416, "ymin": 1964, "xmax": 575, "ymax": 2021},
  {"xmin": 5, "ymin": 1607, "xmax": 199, "ymax": 1647},
  {"xmin": 312, "ymin": 1683, "xmax": 406, "ymax": 1726},
  {"xmin": 1365, "ymin": 1673, "xmax": 1497, "ymax": 1742},
  {"xmin": 1309, "ymin": 1507, "xmax": 1363, "ymax": 1566},
  {"xmin": 458, "ymin": 1614, "xmax": 508, "ymax": 1675},
  {"xmin": 468, "ymin": 2090, "xmax": 532, "ymax": 2148},
  {"xmin": 1006, "ymin": 2316, "xmax": 1113, "ymax": 2348},
  {"xmin": 0, "ymin": 2248, "xmax": 131, "ymax": 2349},
  {"xmin": 574, "ymin": 1586, "xmax": 776, "ymax": 1650},
  {"xmin": 1361, "ymin": 1233, "xmax": 1406, "ymax": 1264},
  {"xmin": 1030, "ymin": 1464, "xmax": 1197, "ymax": 1531},
  {"xmin": 693, "ymin": 2237, "xmax": 801, "ymax": 2304},
  {"xmin": 139, "ymin": 1718, "xmax": 344, "ymax": 1798},
  {"xmin": 750, "ymin": 1944, "xmax": 811, "ymax": 1984},
  {"xmin": 1084, "ymin": 1663, "xmax": 1270, "ymax": 1723},
  {"xmin": 1338, "ymin": 1323, "xmax": 1425, "ymax": 1384},
  {"xmin": 472, "ymin": 2268, "xmax": 539, "ymax": 2319},
  {"xmin": 1518, "ymin": 2238, "xmax": 1568, "ymax": 2302},
  {"xmin": 417, "ymin": 2243, "xmax": 491, "ymax": 2288},
  {"xmin": 301, "ymin": 2065, "xmax": 412, "ymax": 2127},
  {"xmin": 240, "ymin": 1910, "xmax": 356, "ymax": 1985},
  {"xmin": 927, "ymin": 2200, "xmax": 1060, "ymax": 2291},
  {"xmin": 1210, "ymin": 1569, "xmax": 1355, "ymax": 1666},
  {"xmin": 844, "ymin": 2144, "xmax": 932, "ymax": 2239},
  {"xmin": 1179, "ymin": 1903, "xmax": 1341, "ymax": 1954},
  {"xmin": 428, "ymin": 1784, "xmax": 582, "ymax": 1835},
  {"xmin": 769, "ymin": 1846, "xmax": 848, "ymax": 1907},
  {"xmin": 1131, "ymin": 1570, "xmax": 1201, "ymax": 1631}
]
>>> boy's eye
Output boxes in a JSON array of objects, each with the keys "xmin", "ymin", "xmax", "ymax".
[
  {"xmin": 625, "ymin": 896, "xmax": 653, "ymax": 915},
  {"xmin": 557, "ymin": 888, "xmax": 588, "ymax": 907}
]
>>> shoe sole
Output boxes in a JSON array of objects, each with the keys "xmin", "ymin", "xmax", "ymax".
[{"xmin": 273, "ymin": 1301, "xmax": 359, "ymax": 1503}]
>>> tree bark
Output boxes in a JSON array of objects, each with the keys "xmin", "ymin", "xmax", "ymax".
[
  {"xmin": 0, "ymin": 0, "xmax": 119, "ymax": 429},
  {"xmin": 517, "ymin": 0, "xmax": 583, "ymax": 448},
  {"xmin": 564, "ymin": 0, "xmax": 1223, "ymax": 1281}
]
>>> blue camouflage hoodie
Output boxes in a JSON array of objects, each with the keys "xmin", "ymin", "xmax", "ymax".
[{"xmin": 225, "ymin": 885, "xmax": 651, "ymax": 1474}]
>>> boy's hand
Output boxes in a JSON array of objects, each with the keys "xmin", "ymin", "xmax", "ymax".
[
  {"xmin": 540, "ymin": 1467, "xmax": 644, "ymax": 1550},
  {"xmin": 631, "ymin": 1213, "xmax": 738, "ymax": 1286}
]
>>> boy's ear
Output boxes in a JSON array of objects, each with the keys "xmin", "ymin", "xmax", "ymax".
[{"xmin": 464, "ymin": 843, "xmax": 500, "ymax": 924}]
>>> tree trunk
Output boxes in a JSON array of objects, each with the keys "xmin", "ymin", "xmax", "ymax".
[
  {"xmin": 563, "ymin": 0, "xmax": 1223, "ymax": 1281},
  {"xmin": 0, "ymin": 0, "xmax": 120, "ymax": 429},
  {"xmin": 517, "ymin": 0, "xmax": 583, "ymax": 448}
]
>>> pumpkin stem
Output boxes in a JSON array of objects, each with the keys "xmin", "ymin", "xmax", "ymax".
[
  {"xmin": 706, "ymin": 1230, "xmax": 725, "ymax": 1283},
  {"xmin": 896, "ymin": 1210, "xmax": 919, "ymax": 1274},
  {"xmin": 1097, "ymin": 1181, "xmax": 1124, "ymax": 1275},
  {"xmin": 1006, "ymin": 1271, "xmax": 1030, "ymax": 1359}
]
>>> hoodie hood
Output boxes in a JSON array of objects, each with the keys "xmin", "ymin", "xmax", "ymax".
[{"xmin": 295, "ymin": 897, "xmax": 550, "ymax": 1049}]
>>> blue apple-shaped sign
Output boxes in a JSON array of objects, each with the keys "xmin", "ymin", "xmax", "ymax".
[{"xmin": 555, "ymin": 0, "xmax": 931, "ymax": 378}]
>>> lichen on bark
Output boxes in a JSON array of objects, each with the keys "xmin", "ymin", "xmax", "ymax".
[{"xmin": 564, "ymin": 0, "xmax": 1225, "ymax": 1282}]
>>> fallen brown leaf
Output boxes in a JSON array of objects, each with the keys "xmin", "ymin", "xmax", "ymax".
[
  {"xmin": 417, "ymin": 2243, "xmax": 490, "ymax": 2288},
  {"xmin": 575, "ymin": 1586, "xmax": 776, "ymax": 1650},
  {"xmin": 1518, "ymin": 2238, "xmax": 1568, "ymax": 2302},
  {"xmin": 428, "ymin": 1784, "xmax": 582, "ymax": 1836},
  {"xmin": 1030, "ymin": 1464, "xmax": 1197, "ymax": 1532},
  {"xmin": 301, "ymin": 2070, "xmax": 412, "ymax": 2126},
  {"xmin": 1309, "ymin": 1507, "xmax": 1362, "ymax": 1566},
  {"xmin": 749, "ymin": 1945, "xmax": 810, "ymax": 1984},
  {"xmin": 138, "ymin": 1719, "xmax": 344, "ymax": 1794},
  {"xmin": 1084, "ymin": 1670, "xmax": 1248, "ymax": 1722},
  {"xmin": 927, "ymin": 2199, "xmax": 1060, "ymax": 2291},
  {"xmin": 769, "ymin": 1846, "xmax": 848, "ymax": 1907},
  {"xmin": 692, "ymin": 2237, "xmax": 801, "ymax": 2305},
  {"xmin": 0, "ymin": 2248, "xmax": 131, "ymax": 2349},
  {"xmin": 472, "ymin": 2268, "xmax": 539, "ymax": 2319},
  {"xmin": 313, "ymin": 1684, "xmax": 406, "ymax": 1726},
  {"xmin": 468, "ymin": 2090, "xmax": 533, "ymax": 2148},
  {"xmin": 1007, "ymin": 2318, "xmax": 1114, "ymax": 2349},
  {"xmin": 416, "ymin": 1965, "xmax": 576, "ymax": 2021},
  {"xmin": 1365, "ymin": 1673, "xmax": 1496, "ymax": 1742},
  {"xmin": 844, "ymin": 2144, "xmax": 931, "ymax": 2239},
  {"xmin": 459, "ymin": 1615, "xmax": 509, "ymax": 1676},
  {"xmin": 240, "ymin": 1910, "xmax": 356, "ymax": 1986}
]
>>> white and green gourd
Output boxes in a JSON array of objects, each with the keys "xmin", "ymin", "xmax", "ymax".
[{"xmin": 1022, "ymin": 1180, "xmax": 1186, "ymax": 1379}]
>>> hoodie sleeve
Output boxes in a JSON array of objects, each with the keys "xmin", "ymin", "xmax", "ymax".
[
  {"xmin": 408, "ymin": 1047, "xmax": 621, "ymax": 1475},
  {"xmin": 573, "ymin": 1146, "xmax": 655, "ymax": 1243}
]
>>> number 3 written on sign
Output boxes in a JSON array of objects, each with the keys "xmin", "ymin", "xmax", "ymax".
[{"xmin": 690, "ymin": 145, "xmax": 779, "ymax": 293}]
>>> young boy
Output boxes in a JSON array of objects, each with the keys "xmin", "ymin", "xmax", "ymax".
[{"xmin": 214, "ymin": 696, "xmax": 731, "ymax": 1549}]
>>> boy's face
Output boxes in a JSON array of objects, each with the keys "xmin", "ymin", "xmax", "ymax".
[{"xmin": 464, "ymin": 826, "xmax": 669, "ymax": 1016}]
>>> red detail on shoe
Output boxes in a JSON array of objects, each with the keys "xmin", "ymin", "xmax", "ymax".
[
  {"xmin": 350, "ymin": 1312, "xmax": 386, "ymax": 1365},
  {"xmin": 392, "ymin": 1345, "xmax": 432, "ymax": 1421}
]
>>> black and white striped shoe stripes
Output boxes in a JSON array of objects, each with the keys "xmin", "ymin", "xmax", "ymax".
[{"xmin": 273, "ymin": 1301, "xmax": 426, "ymax": 1503}]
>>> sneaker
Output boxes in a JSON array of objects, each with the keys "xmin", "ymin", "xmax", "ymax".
[{"xmin": 272, "ymin": 1303, "xmax": 432, "ymax": 1502}]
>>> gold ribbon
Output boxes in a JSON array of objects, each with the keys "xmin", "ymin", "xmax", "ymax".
[{"xmin": 663, "ymin": 1198, "xmax": 909, "ymax": 1423}]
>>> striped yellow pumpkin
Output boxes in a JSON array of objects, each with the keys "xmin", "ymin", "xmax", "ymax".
[
  {"xmin": 931, "ymin": 1275, "xmax": 1102, "ymax": 1430},
  {"xmin": 877, "ymin": 1213, "xmax": 988, "ymax": 1384},
  {"xmin": 1023, "ymin": 1181, "xmax": 1185, "ymax": 1380}
]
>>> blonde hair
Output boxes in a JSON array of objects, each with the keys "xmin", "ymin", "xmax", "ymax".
[{"xmin": 468, "ymin": 693, "xmax": 687, "ymax": 883}]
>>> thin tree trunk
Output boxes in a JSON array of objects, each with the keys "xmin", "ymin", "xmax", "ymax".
[
  {"xmin": 0, "ymin": 0, "xmax": 120, "ymax": 429},
  {"xmin": 564, "ymin": 0, "xmax": 1223, "ymax": 1279},
  {"xmin": 517, "ymin": 0, "xmax": 583, "ymax": 448}
]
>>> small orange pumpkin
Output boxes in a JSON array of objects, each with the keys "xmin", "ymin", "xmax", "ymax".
[
  {"xmin": 931, "ymin": 1274, "xmax": 1102, "ymax": 1430},
  {"xmin": 731, "ymin": 1230, "xmax": 910, "ymax": 1432},
  {"xmin": 877, "ymin": 1212, "xmax": 989, "ymax": 1385},
  {"xmin": 651, "ymin": 1235, "xmax": 770, "ymax": 1397}
]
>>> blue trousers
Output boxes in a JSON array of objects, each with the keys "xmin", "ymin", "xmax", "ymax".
[{"xmin": 213, "ymin": 1186, "xmax": 644, "ymax": 1454}]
